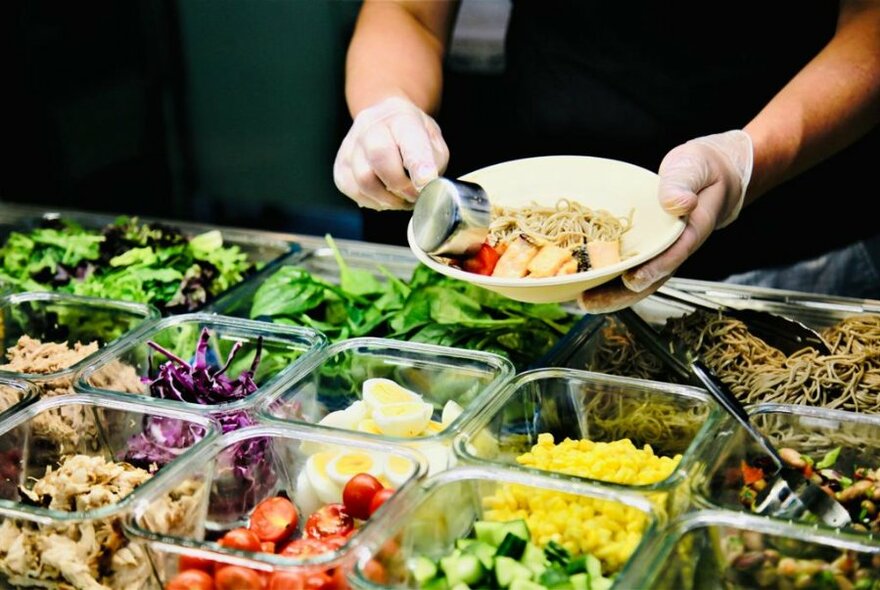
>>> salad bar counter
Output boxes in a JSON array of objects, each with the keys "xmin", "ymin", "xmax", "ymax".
[{"xmin": 0, "ymin": 203, "xmax": 877, "ymax": 590}]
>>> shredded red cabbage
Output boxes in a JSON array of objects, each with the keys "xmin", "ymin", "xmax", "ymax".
[
  {"xmin": 144, "ymin": 327, "xmax": 262, "ymax": 405},
  {"xmin": 124, "ymin": 328, "xmax": 268, "ymax": 475}
]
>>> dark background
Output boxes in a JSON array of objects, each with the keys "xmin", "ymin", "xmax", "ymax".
[{"xmin": 1, "ymin": 0, "xmax": 511, "ymax": 244}]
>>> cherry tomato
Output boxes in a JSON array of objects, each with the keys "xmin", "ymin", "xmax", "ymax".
[
  {"xmin": 279, "ymin": 538, "xmax": 332, "ymax": 559},
  {"xmin": 321, "ymin": 532, "xmax": 353, "ymax": 551},
  {"xmin": 342, "ymin": 473, "xmax": 383, "ymax": 520},
  {"xmin": 268, "ymin": 570, "xmax": 306, "ymax": 590},
  {"xmin": 178, "ymin": 554, "xmax": 215, "ymax": 574},
  {"xmin": 304, "ymin": 504, "xmax": 354, "ymax": 539},
  {"xmin": 368, "ymin": 488, "xmax": 395, "ymax": 517},
  {"xmin": 214, "ymin": 566, "xmax": 264, "ymax": 590},
  {"xmin": 249, "ymin": 496, "xmax": 299, "ymax": 543},
  {"xmin": 269, "ymin": 569, "xmax": 339, "ymax": 590},
  {"xmin": 165, "ymin": 569, "xmax": 214, "ymax": 590},
  {"xmin": 261, "ymin": 541, "xmax": 277, "ymax": 554},
  {"xmin": 218, "ymin": 527, "xmax": 262, "ymax": 553}
]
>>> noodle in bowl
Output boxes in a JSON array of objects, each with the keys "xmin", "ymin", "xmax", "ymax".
[{"xmin": 407, "ymin": 155, "xmax": 686, "ymax": 304}]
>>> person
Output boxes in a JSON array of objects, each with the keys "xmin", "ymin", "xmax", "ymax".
[{"xmin": 333, "ymin": 0, "xmax": 880, "ymax": 311}]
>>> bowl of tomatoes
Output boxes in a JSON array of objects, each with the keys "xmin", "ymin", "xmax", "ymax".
[{"xmin": 125, "ymin": 423, "xmax": 426, "ymax": 590}]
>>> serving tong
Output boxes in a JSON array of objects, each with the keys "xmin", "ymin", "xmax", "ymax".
[{"xmin": 615, "ymin": 307, "xmax": 852, "ymax": 529}]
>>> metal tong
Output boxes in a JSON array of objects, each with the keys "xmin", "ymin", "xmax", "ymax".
[
  {"xmin": 616, "ymin": 308, "xmax": 852, "ymax": 529},
  {"xmin": 654, "ymin": 286, "xmax": 832, "ymax": 356}
]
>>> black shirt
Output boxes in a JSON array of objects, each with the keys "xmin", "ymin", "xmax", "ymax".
[
  {"xmin": 502, "ymin": 0, "xmax": 879, "ymax": 280},
  {"xmin": 365, "ymin": 0, "xmax": 880, "ymax": 281}
]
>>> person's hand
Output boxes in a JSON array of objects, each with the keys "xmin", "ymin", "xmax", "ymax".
[
  {"xmin": 333, "ymin": 96, "xmax": 450, "ymax": 210},
  {"xmin": 578, "ymin": 129, "xmax": 754, "ymax": 314}
]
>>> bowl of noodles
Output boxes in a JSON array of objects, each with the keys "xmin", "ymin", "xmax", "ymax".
[{"xmin": 407, "ymin": 155, "xmax": 686, "ymax": 303}]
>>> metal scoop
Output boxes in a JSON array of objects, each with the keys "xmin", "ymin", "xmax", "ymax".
[
  {"xmin": 615, "ymin": 308, "xmax": 852, "ymax": 529},
  {"xmin": 655, "ymin": 286, "xmax": 832, "ymax": 356},
  {"xmin": 411, "ymin": 177, "xmax": 491, "ymax": 258}
]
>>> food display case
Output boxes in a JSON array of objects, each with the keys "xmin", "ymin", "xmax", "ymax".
[
  {"xmin": 614, "ymin": 510, "xmax": 879, "ymax": 590},
  {"xmin": 0, "ymin": 291, "xmax": 158, "ymax": 408},
  {"xmin": 76, "ymin": 312, "xmax": 327, "ymax": 416},
  {"xmin": 0, "ymin": 203, "xmax": 877, "ymax": 590},
  {"xmin": 0, "ymin": 203, "xmax": 297, "ymax": 315},
  {"xmin": 126, "ymin": 424, "xmax": 426, "ymax": 590},
  {"xmin": 349, "ymin": 466, "xmax": 659, "ymax": 590},
  {"xmin": 0, "ymin": 392, "xmax": 218, "ymax": 589},
  {"xmin": 258, "ymin": 337, "xmax": 515, "ymax": 476},
  {"xmin": 692, "ymin": 403, "xmax": 880, "ymax": 538},
  {"xmin": 455, "ymin": 367, "xmax": 721, "ymax": 519}
]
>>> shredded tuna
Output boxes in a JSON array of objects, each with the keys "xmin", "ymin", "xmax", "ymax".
[
  {"xmin": 0, "ymin": 337, "xmax": 143, "ymax": 459},
  {"xmin": 0, "ymin": 455, "xmax": 201, "ymax": 590}
]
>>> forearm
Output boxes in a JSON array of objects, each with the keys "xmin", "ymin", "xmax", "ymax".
[
  {"xmin": 744, "ymin": 0, "xmax": 880, "ymax": 202},
  {"xmin": 345, "ymin": 1, "xmax": 457, "ymax": 116}
]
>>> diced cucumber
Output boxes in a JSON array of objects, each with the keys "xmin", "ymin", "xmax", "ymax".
[
  {"xmin": 510, "ymin": 579, "xmax": 547, "ymax": 590},
  {"xmin": 440, "ymin": 553, "xmax": 485, "ymax": 587},
  {"xmin": 569, "ymin": 573, "xmax": 589, "ymax": 590},
  {"xmin": 585, "ymin": 555, "xmax": 603, "ymax": 580},
  {"xmin": 590, "ymin": 578, "xmax": 613, "ymax": 590},
  {"xmin": 494, "ymin": 556, "xmax": 535, "ymax": 588},
  {"xmin": 474, "ymin": 519, "xmax": 530, "ymax": 546},
  {"xmin": 423, "ymin": 577, "xmax": 450, "ymax": 590},
  {"xmin": 564, "ymin": 556, "xmax": 587, "ymax": 575},
  {"xmin": 408, "ymin": 555, "xmax": 439, "ymax": 585},
  {"xmin": 495, "ymin": 532, "xmax": 527, "ymax": 560},
  {"xmin": 538, "ymin": 566, "xmax": 571, "ymax": 589},
  {"xmin": 455, "ymin": 538, "xmax": 477, "ymax": 551},
  {"xmin": 450, "ymin": 584, "xmax": 471, "ymax": 590},
  {"xmin": 521, "ymin": 543, "xmax": 548, "ymax": 577},
  {"xmin": 463, "ymin": 541, "xmax": 497, "ymax": 570}
]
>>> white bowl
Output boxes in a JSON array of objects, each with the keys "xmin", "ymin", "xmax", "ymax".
[{"xmin": 407, "ymin": 155, "xmax": 686, "ymax": 304}]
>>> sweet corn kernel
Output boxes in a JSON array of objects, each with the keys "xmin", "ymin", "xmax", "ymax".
[{"xmin": 484, "ymin": 434, "xmax": 681, "ymax": 573}]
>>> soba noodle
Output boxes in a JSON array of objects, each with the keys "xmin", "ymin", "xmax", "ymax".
[
  {"xmin": 589, "ymin": 311, "xmax": 880, "ymax": 413},
  {"xmin": 489, "ymin": 199, "xmax": 633, "ymax": 249}
]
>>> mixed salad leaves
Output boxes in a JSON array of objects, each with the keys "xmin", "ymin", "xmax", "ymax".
[
  {"xmin": 249, "ymin": 235, "xmax": 580, "ymax": 370},
  {"xmin": 0, "ymin": 216, "xmax": 254, "ymax": 312}
]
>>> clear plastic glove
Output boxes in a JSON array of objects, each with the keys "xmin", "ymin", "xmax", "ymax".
[
  {"xmin": 578, "ymin": 129, "xmax": 754, "ymax": 314},
  {"xmin": 333, "ymin": 96, "xmax": 450, "ymax": 210}
]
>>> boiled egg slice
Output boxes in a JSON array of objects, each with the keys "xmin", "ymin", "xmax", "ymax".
[
  {"xmin": 372, "ymin": 401, "xmax": 433, "ymax": 437},
  {"xmin": 383, "ymin": 454, "xmax": 416, "ymax": 488},
  {"xmin": 441, "ymin": 400, "xmax": 465, "ymax": 426},
  {"xmin": 362, "ymin": 378, "xmax": 422, "ymax": 413},
  {"xmin": 421, "ymin": 442, "xmax": 454, "ymax": 476},
  {"xmin": 356, "ymin": 418, "xmax": 383, "ymax": 435},
  {"xmin": 305, "ymin": 450, "xmax": 343, "ymax": 504},
  {"xmin": 324, "ymin": 450, "xmax": 384, "ymax": 487},
  {"xmin": 424, "ymin": 420, "xmax": 446, "ymax": 435},
  {"xmin": 294, "ymin": 468, "xmax": 321, "ymax": 517}
]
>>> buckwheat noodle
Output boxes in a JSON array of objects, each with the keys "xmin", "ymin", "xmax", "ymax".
[
  {"xmin": 489, "ymin": 199, "xmax": 633, "ymax": 248},
  {"xmin": 590, "ymin": 311, "xmax": 880, "ymax": 413}
]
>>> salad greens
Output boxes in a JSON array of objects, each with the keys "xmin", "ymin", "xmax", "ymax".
[
  {"xmin": 249, "ymin": 235, "xmax": 580, "ymax": 369},
  {"xmin": 0, "ymin": 216, "xmax": 255, "ymax": 312}
]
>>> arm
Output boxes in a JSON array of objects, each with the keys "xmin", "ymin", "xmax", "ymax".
[
  {"xmin": 744, "ymin": 0, "xmax": 880, "ymax": 202},
  {"xmin": 580, "ymin": 1, "xmax": 880, "ymax": 312},
  {"xmin": 334, "ymin": 1, "xmax": 459, "ymax": 210},
  {"xmin": 346, "ymin": 1, "xmax": 459, "ymax": 116}
]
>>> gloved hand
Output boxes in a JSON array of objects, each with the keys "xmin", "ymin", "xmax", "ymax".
[
  {"xmin": 333, "ymin": 96, "xmax": 450, "ymax": 210},
  {"xmin": 578, "ymin": 129, "xmax": 754, "ymax": 314}
]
